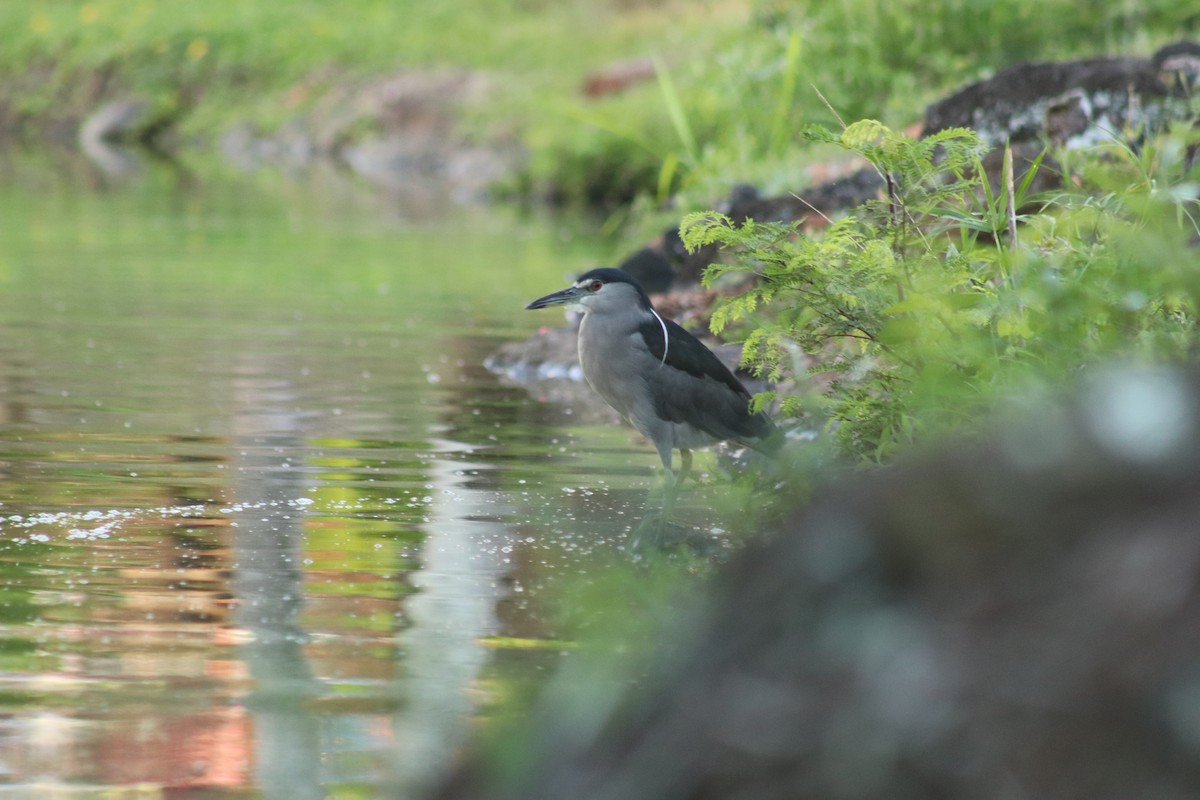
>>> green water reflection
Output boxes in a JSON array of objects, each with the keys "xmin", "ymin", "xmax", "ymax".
[{"xmin": 0, "ymin": 155, "xmax": 654, "ymax": 798}]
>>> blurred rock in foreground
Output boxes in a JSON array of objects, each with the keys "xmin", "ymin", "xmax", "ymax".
[{"xmin": 432, "ymin": 364, "xmax": 1200, "ymax": 800}]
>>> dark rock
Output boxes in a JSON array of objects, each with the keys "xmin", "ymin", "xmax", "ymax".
[
  {"xmin": 594, "ymin": 219, "xmax": 737, "ymax": 295},
  {"xmin": 618, "ymin": 245, "xmax": 677, "ymax": 294},
  {"xmin": 695, "ymin": 40, "xmax": 1199, "ymax": 242},
  {"xmin": 1154, "ymin": 40, "xmax": 1200, "ymax": 96},
  {"xmin": 644, "ymin": 170, "xmax": 887, "ymax": 286},
  {"xmin": 323, "ymin": 70, "xmax": 527, "ymax": 199},
  {"xmin": 924, "ymin": 41, "xmax": 1198, "ymax": 149},
  {"xmin": 924, "ymin": 56, "xmax": 1158, "ymax": 144},
  {"xmin": 661, "ymin": 223, "xmax": 716, "ymax": 285},
  {"xmin": 77, "ymin": 97, "xmax": 164, "ymax": 178},
  {"xmin": 79, "ymin": 97, "xmax": 150, "ymax": 145},
  {"xmin": 218, "ymin": 120, "xmax": 318, "ymax": 171},
  {"xmin": 485, "ymin": 324, "xmax": 583, "ymax": 385},
  {"xmin": 728, "ymin": 168, "xmax": 885, "ymax": 228},
  {"xmin": 218, "ymin": 69, "xmax": 524, "ymax": 201},
  {"xmin": 433, "ymin": 364, "xmax": 1200, "ymax": 800}
]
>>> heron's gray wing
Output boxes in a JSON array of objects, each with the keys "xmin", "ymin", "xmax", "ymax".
[
  {"xmin": 638, "ymin": 316, "xmax": 773, "ymax": 443},
  {"xmin": 641, "ymin": 316, "xmax": 749, "ymax": 396}
]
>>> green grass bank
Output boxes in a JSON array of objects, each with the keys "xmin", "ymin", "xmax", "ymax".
[{"xmin": 0, "ymin": 1, "xmax": 1192, "ymax": 205}]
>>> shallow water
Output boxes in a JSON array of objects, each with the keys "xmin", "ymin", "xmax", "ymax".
[{"xmin": 0, "ymin": 154, "xmax": 749, "ymax": 798}]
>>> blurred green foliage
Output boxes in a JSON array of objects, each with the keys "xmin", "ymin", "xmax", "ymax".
[
  {"xmin": 3, "ymin": 1, "xmax": 1194, "ymax": 205},
  {"xmin": 0, "ymin": 0, "xmax": 743, "ymax": 142},
  {"xmin": 541, "ymin": 0, "xmax": 1195, "ymax": 206}
]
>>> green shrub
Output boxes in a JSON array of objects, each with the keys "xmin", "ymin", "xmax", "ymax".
[{"xmin": 681, "ymin": 120, "xmax": 1200, "ymax": 461}]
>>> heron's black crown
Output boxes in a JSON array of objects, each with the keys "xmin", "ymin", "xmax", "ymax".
[{"xmin": 576, "ymin": 267, "xmax": 653, "ymax": 310}]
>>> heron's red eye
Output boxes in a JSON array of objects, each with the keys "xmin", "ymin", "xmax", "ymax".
[{"xmin": 589, "ymin": 280, "xmax": 603, "ymax": 292}]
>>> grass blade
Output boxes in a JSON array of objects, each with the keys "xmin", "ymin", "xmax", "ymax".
[{"xmin": 654, "ymin": 57, "xmax": 698, "ymax": 164}]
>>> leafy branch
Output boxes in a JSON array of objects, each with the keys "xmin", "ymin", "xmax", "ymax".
[{"xmin": 681, "ymin": 119, "xmax": 1200, "ymax": 461}]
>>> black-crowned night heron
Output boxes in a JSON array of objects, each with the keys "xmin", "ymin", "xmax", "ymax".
[{"xmin": 526, "ymin": 268, "xmax": 778, "ymax": 522}]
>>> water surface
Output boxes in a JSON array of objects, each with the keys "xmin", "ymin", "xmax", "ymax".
[{"xmin": 0, "ymin": 155, "xmax": 747, "ymax": 798}]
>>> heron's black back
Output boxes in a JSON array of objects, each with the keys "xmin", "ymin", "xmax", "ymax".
[{"xmin": 637, "ymin": 315, "xmax": 776, "ymax": 446}]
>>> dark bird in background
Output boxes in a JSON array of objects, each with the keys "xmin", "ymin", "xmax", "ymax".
[{"xmin": 526, "ymin": 268, "xmax": 778, "ymax": 530}]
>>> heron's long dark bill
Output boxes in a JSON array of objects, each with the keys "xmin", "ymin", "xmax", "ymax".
[{"xmin": 525, "ymin": 286, "xmax": 584, "ymax": 310}]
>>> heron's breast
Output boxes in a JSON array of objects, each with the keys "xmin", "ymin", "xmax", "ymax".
[{"xmin": 577, "ymin": 318, "xmax": 647, "ymax": 417}]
